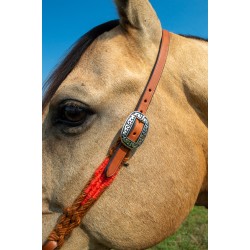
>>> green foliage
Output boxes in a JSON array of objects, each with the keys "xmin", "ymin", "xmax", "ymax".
[{"xmin": 147, "ymin": 206, "xmax": 208, "ymax": 250}]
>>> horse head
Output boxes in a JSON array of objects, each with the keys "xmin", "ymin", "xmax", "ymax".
[{"xmin": 42, "ymin": 0, "xmax": 208, "ymax": 249}]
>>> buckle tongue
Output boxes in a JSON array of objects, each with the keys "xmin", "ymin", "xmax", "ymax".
[{"xmin": 120, "ymin": 111, "xmax": 149, "ymax": 149}]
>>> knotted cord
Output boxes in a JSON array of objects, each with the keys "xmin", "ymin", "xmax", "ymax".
[{"xmin": 44, "ymin": 140, "xmax": 129, "ymax": 249}]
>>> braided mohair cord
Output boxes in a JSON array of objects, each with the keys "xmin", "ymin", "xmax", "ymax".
[{"xmin": 45, "ymin": 140, "xmax": 129, "ymax": 249}]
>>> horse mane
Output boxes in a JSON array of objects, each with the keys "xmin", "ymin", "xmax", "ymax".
[
  {"xmin": 179, "ymin": 34, "xmax": 208, "ymax": 42},
  {"xmin": 42, "ymin": 20, "xmax": 207, "ymax": 111},
  {"xmin": 42, "ymin": 20, "xmax": 120, "ymax": 111}
]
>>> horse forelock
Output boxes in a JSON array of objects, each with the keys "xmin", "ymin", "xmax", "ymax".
[{"xmin": 42, "ymin": 20, "xmax": 119, "ymax": 112}]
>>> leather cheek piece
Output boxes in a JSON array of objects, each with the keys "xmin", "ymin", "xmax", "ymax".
[
  {"xmin": 105, "ymin": 119, "xmax": 145, "ymax": 177},
  {"xmin": 105, "ymin": 144, "xmax": 128, "ymax": 177},
  {"xmin": 105, "ymin": 30, "xmax": 170, "ymax": 178},
  {"xmin": 127, "ymin": 119, "xmax": 144, "ymax": 142}
]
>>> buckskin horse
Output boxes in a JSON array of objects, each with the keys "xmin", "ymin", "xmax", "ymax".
[{"xmin": 42, "ymin": 0, "xmax": 208, "ymax": 249}]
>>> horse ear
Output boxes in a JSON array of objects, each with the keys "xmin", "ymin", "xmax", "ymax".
[{"xmin": 114, "ymin": 0, "xmax": 162, "ymax": 45}]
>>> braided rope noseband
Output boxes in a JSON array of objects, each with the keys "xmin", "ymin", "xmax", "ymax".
[{"xmin": 42, "ymin": 30, "xmax": 170, "ymax": 250}]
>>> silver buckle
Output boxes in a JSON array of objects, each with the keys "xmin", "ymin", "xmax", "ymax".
[{"xmin": 120, "ymin": 111, "xmax": 149, "ymax": 149}]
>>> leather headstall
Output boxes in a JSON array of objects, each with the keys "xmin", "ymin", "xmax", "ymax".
[
  {"xmin": 43, "ymin": 29, "xmax": 170, "ymax": 250},
  {"xmin": 105, "ymin": 29, "xmax": 170, "ymax": 177}
]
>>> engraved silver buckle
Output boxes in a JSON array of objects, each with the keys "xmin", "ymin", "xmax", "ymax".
[{"xmin": 120, "ymin": 111, "xmax": 149, "ymax": 149}]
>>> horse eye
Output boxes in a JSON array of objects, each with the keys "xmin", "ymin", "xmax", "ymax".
[
  {"xmin": 63, "ymin": 105, "xmax": 86, "ymax": 121},
  {"xmin": 56, "ymin": 101, "xmax": 92, "ymax": 126}
]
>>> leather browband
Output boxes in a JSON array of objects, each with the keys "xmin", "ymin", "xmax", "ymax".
[{"xmin": 105, "ymin": 30, "xmax": 170, "ymax": 177}]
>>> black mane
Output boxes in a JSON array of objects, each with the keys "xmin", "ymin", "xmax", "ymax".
[
  {"xmin": 42, "ymin": 20, "xmax": 207, "ymax": 110},
  {"xmin": 179, "ymin": 34, "xmax": 208, "ymax": 42}
]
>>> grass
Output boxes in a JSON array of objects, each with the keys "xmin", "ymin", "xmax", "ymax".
[{"xmin": 147, "ymin": 206, "xmax": 208, "ymax": 250}]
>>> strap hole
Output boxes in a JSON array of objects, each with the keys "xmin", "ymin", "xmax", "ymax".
[
  {"xmin": 140, "ymin": 110, "xmax": 143, "ymax": 113},
  {"xmin": 144, "ymin": 99, "xmax": 147, "ymax": 103},
  {"xmin": 133, "ymin": 132, "xmax": 136, "ymax": 135},
  {"xmin": 149, "ymin": 88, "xmax": 152, "ymax": 92}
]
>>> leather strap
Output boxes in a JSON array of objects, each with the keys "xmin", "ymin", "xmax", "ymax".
[{"xmin": 105, "ymin": 30, "xmax": 170, "ymax": 177}]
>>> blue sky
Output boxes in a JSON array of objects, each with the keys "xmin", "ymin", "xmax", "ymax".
[{"xmin": 43, "ymin": 0, "xmax": 208, "ymax": 81}]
